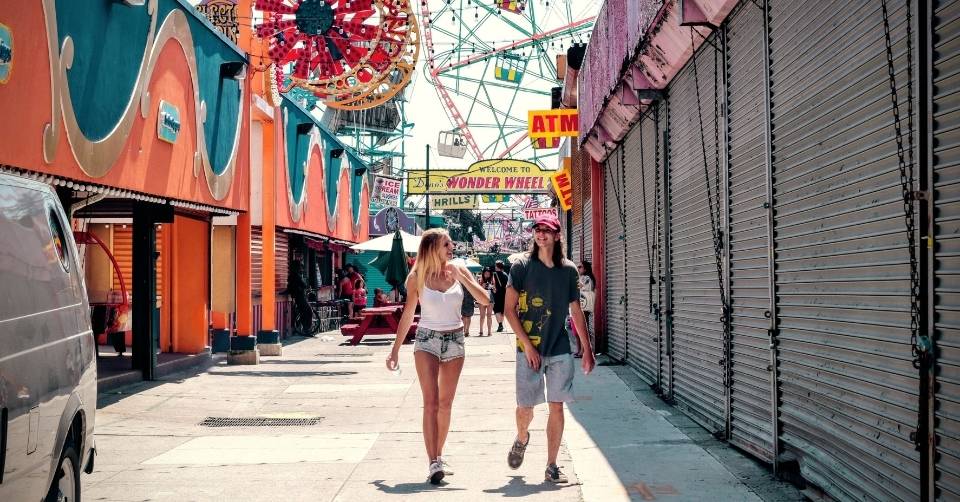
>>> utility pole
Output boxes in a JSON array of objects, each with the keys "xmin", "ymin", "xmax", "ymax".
[{"xmin": 425, "ymin": 143, "xmax": 431, "ymax": 229}]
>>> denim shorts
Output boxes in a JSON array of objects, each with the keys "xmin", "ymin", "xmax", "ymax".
[
  {"xmin": 515, "ymin": 353, "xmax": 575, "ymax": 407},
  {"xmin": 414, "ymin": 326, "xmax": 465, "ymax": 362}
]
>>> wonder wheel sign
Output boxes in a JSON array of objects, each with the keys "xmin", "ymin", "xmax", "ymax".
[{"xmin": 255, "ymin": 0, "xmax": 420, "ymax": 110}]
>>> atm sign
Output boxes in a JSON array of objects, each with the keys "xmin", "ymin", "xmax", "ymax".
[{"xmin": 528, "ymin": 109, "xmax": 579, "ymax": 139}]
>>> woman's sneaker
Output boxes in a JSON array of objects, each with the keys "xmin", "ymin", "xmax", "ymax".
[
  {"xmin": 438, "ymin": 456, "xmax": 454, "ymax": 476},
  {"xmin": 545, "ymin": 463, "xmax": 569, "ymax": 483},
  {"xmin": 427, "ymin": 460, "xmax": 445, "ymax": 484},
  {"xmin": 507, "ymin": 435, "xmax": 529, "ymax": 469}
]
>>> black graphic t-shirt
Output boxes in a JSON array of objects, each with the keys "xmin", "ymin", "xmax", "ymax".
[{"xmin": 507, "ymin": 254, "xmax": 580, "ymax": 357}]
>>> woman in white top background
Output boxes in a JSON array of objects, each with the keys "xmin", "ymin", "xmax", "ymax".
[{"xmin": 386, "ymin": 229, "xmax": 491, "ymax": 484}]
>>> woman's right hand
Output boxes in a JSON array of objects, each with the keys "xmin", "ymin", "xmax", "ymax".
[{"xmin": 385, "ymin": 349, "xmax": 400, "ymax": 371}]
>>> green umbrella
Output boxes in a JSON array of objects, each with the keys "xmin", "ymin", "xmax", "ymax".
[{"xmin": 370, "ymin": 230, "xmax": 410, "ymax": 288}]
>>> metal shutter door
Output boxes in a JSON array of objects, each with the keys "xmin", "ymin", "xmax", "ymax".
[
  {"xmin": 668, "ymin": 35, "xmax": 726, "ymax": 433},
  {"xmin": 252, "ymin": 226, "xmax": 263, "ymax": 298},
  {"xmin": 112, "ymin": 226, "xmax": 132, "ymax": 293},
  {"xmin": 624, "ymin": 118, "xmax": 659, "ymax": 383},
  {"xmin": 934, "ymin": 0, "xmax": 960, "ymax": 498},
  {"xmin": 275, "ymin": 231, "xmax": 289, "ymax": 293},
  {"xmin": 768, "ymin": 0, "xmax": 919, "ymax": 499},
  {"xmin": 571, "ymin": 222, "xmax": 582, "ymax": 264},
  {"xmin": 725, "ymin": 2, "xmax": 775, "ymax": 462},
  {"xmin": 604, "ymin": 147, "xmax": 627, "ymax": 361},
  {"xmin": 659, "ymin": 101, "xmax": 674, "ymax": 398},
  {"xmin": 584, "ymin": 191, "xmax": 593, "ymax": 262}
]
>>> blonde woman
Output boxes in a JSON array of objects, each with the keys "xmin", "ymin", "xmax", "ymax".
[{"xmin": 386, "ymin": 229, "xmax": 491, "ymax": 484}]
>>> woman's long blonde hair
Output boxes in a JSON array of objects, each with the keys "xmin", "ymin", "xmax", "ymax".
[{"xmin": 411, "ymin": 228, "xmax": 450, "ymax": 291}]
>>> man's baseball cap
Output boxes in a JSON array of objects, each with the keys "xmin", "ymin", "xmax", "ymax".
[{"xmin": 531, "ymin": 214, "xmax": 561, "ymax": 231}]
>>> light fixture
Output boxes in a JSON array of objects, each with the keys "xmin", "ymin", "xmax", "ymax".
[{"xmin": 330, "ymin": 148, "xmax": 345, "ymax": 159}]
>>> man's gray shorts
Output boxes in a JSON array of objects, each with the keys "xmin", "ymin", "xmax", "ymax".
[{"xmin": 516, "ymin": 353, "xmax": 575, "ymax": 407}]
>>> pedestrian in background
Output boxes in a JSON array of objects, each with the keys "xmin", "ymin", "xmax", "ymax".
[
  {"xmin": 493, "ymin": 261, "xmax": 509, "ymax": 332},
  {"xmin": 478, "ymin": 268, "xmax": 496, "ymax": 336},
  {"xmin": 575, "ymin": 261, "xmax": 596, "ymax": 357},
  {"xmin": 503, "ymin": 214, "xmax": 595, "ymax": 484},
  {"xmin": 386, "ymin": 229, "xmax": 491, "ymax": 484}
]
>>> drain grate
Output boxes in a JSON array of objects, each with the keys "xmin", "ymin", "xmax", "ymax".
[{"xmin": 199, "ymin": 416, "xmax": 323, "ymax": 428}]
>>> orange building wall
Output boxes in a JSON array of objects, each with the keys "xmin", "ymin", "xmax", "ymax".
[
  {"xmin": 170, "ymin": 214, "xmax": 210, "ymax": 354},
  {"xmin": 0, "ymin": 2, "xmax": 249, "ymax": 212}
]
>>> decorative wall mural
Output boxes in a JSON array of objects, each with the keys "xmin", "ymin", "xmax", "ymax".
[
  {"xmin": 254, "ymin": 0, "xmax": 419, "ymax": 110},
  {"xmin": 40, "ymin": 0, "xmax": 245, "ymax": 200}
]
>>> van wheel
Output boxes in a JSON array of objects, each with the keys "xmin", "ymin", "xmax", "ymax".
[{"xmin": 45, "ymin": 443, "xmax": 80, "ymax": 502}]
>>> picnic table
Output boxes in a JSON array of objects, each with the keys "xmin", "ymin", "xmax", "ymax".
[{"xmin": 340, "ymin": 305, "xmax": 418, "ymax": 346}]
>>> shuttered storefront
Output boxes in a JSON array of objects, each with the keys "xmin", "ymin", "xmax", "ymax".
[
  {"xmin": 604, "ymin": 146, "xmax": 628, "ymax": 361},
  {"xmin": 724, "ymin": 2, "xmax": 775, "ymax": 462},
  {"xmin": 934, "ymin": 0, "xmax": 960, "ymax": 498},
  {"xmin": 624, "ymin": 113, "xmax": 661, "ymax": 384},
  {"xmin": 768, "ymin": 0, "xmax": 920, "ymax": 499},
  {"xmin": 275, "ymin": 231, "xmax": 289, "ymax": 293},
  {"xmin": 667, "ymin": 33, "xmax": 726, "ymax": 433},
  {"xmin": 252, "ymin": 226, "xmax": 263, "ymax": 298},
  {"xmin": 113, "ymin": 226, "xmax": 132, "ymax": 293},
  {"xmin": 658, "ymin": 101, "xmax": 674, "ymax": 398},
  {"xmin": 112, "ymin": 224, "xmax": 163, "ymax": 302}
]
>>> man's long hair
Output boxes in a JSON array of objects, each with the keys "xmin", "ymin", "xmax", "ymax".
[
  {"xmin": 411, "ymin": 228, "xmax": 450, "ymax": 291},
  {"xmin": 529, "ymin": 231, "xmax": 566, "ymax": 265}
]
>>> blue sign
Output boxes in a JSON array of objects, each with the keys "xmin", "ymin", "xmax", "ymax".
[
  {"xmin": 157, "ymin": 100, "xmax": 181, "ymax": 144},
  {"xmin": 0, "ymin": 24, "xmax": 13, "ymax": 84}
]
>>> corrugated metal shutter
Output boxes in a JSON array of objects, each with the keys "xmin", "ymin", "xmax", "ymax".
[
  {"xmin": 934, "ymin": 0, "xmax": 960, "ymax": 498},
  {"xmin": 604, "ymin": 146, "xmax": 627, "ymax": 360},
  {"xmin": 570, "ymin": 223, "xmax": 582, "ymax": 264},
  {"xmin": 275, "ymin": 231, "xmax": 289, "ymax": 293},
  {"xmin": 659, "ymin": 101, "xmax": 674, "ymax": 398},
  {"xmin": 768, "ymin": 0, "xmax": 919, "ymax": 499},
  {"xmin": 624, "ymin": 114, "xmax": 660, "ymax": 384},
  {"xmin": 583, "ymin": 184, "xmax": 593, "ymax": 262},
  {"xmin": 252, "ymin": 226, "xmax": 263, "ymax": 298},
  {"xmin": 112, "ymin": 225, "xmax": 132, "ymax": 293},
  {"xmin": 724, "ymin": 2, "xmax": 775, "ymax": 462},
  {"xmin": 667, "ymin": 34, "xmax": 726, "ymax": 434}
]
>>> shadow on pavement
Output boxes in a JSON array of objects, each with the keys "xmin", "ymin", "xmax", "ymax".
[
  {"xmin": 206, "ymin": 370, "xmax": 358, "ymax": 377},
  {"xmin": 371, "ymin": 479, "xmax": 467, "ymax": 494},
  {"xmin": 259, "ymin": 359, "xmax": 373, "ymax": 365},
  {"xmin": 481, "ymin": 476, "xmax": 575, "ymax": 498}
]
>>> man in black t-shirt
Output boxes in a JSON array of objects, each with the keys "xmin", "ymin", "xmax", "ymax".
[
  {"xmin": 503, "ymin": 214, "xmax": 595, "ymax": 484},
  {"xmin": 493, "ymin": 261, "xmax": 508, "ymax": 331}
]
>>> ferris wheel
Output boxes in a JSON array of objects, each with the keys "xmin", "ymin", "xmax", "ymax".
[{"xmin": 419, "ymin": 0, "xmax": 601, "ymax": 165}]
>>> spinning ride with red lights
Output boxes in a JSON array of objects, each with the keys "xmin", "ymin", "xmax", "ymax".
[{"xmin": 255, "ymin": 0, "xmax": 420, "ymax": 110}]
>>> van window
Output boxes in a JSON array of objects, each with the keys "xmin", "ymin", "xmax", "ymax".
[{"xmin": 47, "ymin": 206, "xmax": 70, "ymax": 273}]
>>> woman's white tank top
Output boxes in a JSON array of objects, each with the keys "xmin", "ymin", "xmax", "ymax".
[{"xmin": 419, "ymin": 280, "xmax": 465, "ymax": 331}]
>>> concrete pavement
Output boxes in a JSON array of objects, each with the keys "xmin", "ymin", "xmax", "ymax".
[{"xmin": 85, "ymin": 319, "xmax": 803, "ymax": 501}]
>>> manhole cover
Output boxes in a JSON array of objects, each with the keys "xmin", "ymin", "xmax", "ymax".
[{"xmin": 199, "ymin": 416, "xmax": 323, "ymax": 428}]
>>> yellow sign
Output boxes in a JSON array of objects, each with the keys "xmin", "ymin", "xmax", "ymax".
[
  {"xmin": 431, "ymin": 194, "xmax": 478, "ymax": 209},
  {"xmin": 406, "ymin": 159, "xmax": 553, "ymax": 195},
  {"xmin": 551, "ymin": 157, "xmax": 573, "ymax": 211},
  {"xmin": 528, "ymin": 109, "xmax": 578, "ymax": 139}
]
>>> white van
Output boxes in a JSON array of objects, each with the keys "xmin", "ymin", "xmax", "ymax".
[{"xmin": 0, "ymin": 173, "xmax": 96, "ymax": 501}]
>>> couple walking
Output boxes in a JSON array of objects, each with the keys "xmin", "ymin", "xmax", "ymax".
[{"xmin": 386, "ymin": 215, "xmax": 596, "ymax": 485}]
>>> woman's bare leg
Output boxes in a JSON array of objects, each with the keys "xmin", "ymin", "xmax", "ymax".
[
  {"xmin": 436, "ymin": 356, "xmax": 465, "ymax": 457},
  {"xmin": 414, "ymin": 351, "xmax": 441, "ymax": 461}
]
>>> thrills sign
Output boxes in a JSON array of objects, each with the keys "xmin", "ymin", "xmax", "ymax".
[
  {"xmin": 431, "ymin": 194, "xmax": 478, "ymax": 209},
  {"xmin": 406, "ymin": 159, "xmax": 553, "ymax": 195},
  {"xmin": 527, "ymin": 109, "xmax": 578, "ymax": 139}
]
